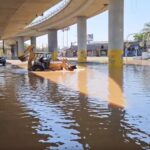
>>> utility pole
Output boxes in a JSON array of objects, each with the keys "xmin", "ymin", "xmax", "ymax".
[
  {"xmin": 62, "ymin": 27, "xmax": 70, "ymax": 48},
  {"xmin": 62, "ymin": 29, "xmax": 65, "ymax": 48},
  {"xmin": 66, "ymin": 27, "xmax": 70, "ymax": 48}
]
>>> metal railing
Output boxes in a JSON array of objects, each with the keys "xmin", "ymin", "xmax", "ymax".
[{"xmin": 26, "ymin": 0, "xmax": 71, "ymax": 28}]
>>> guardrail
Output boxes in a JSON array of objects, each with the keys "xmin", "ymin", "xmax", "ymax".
[{"xmin": 26, "ymin": 0, "xmax": 71, "ymax": 28}]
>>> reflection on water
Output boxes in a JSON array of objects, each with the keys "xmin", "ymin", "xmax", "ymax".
[
  {"xmin": 108, "ymin": 67, "xmax": 125, "ymax": 108},
  {"xmin": 0, "ymin": 64, "xmax": 150, "ymax": 150}
]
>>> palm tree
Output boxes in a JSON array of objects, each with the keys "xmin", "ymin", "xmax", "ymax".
[
  {"xmin": 133, "ymin": 22, "xmax": 150, "ymax": 41},
  {"xmin": 133, "ymin": 33, "xmax": 144, "ymax": 41},
  {"xmin": 143, "ymin": 22, "xmax": 150, "ymax": 33},
  {"xmin": 132, "ymin": 22, "xmax": 150, "ymax": 53}
]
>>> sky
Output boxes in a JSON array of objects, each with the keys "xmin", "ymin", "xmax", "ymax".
[{"xmin": 31, "ymin": 0, "xmax": 150, "ymax": 49}]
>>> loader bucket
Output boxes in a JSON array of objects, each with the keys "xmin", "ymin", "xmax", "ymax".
[{"xmin": 18, "ymin": 55, "xmax": 27, "ymax": 62}]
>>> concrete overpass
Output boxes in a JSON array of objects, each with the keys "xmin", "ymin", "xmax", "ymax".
[
  {"xmin": 17, "ymin": 0, "xmax": 109, "ymax": 37},
  {"xmin": 0, "ymin": 0, "xmax": 60, "ymax": 39},
  {"xmin": 1, "ymin": 0, "xmax": 124, "ymax": 67}
]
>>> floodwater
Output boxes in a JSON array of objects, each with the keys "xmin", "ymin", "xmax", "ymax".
[{"xmin": 0, "ymin": 63, "xmax": 150, "ymax": 150}]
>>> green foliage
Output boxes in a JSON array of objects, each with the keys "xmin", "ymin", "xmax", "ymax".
[
  {"xmin": 143, "ymin": 22, "xmax": 150, "ymax": 33},
  {"xmin": 133, "ymin": 33, "xmax": 144, "ymax": 41},
  {"xmin": 134, "ymin": 22, "xmax": 150, "ymax": 41}
]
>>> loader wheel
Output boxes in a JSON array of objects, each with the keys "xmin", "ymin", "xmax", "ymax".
[
  {"xmin": 32, "ymin": 65, "xmax": 44, "ymax": 71},
  {"xmin": 3, "ymin": 62, "xmax": 6, "ymax": 66}
]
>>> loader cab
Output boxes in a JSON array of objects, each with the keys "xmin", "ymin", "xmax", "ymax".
[{"xmin": 32, "ymin": 52, "xmax": 51, "ymax": 71}]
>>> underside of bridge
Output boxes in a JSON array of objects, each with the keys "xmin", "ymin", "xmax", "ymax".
[
  {"xmin": 0, "ymin": 0, "xmax": 109, "ymax": 39},
  {"xmin": 0, "ymin": 0, "xmax": 59, "ymax": 39},
  {"xmin": 18, "ymin": 0, "xmax": 109, "ymax": 37}
]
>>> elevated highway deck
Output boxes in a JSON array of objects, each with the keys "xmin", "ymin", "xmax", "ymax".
[
  {"xmin": 19, "ymin": 0, "xmax": 108, "ymax": 37},
  {"xmin": 0, "ymin": 0, "xmax": 60, "ymax": 39},
  {"xmin": 1, "ymin": 0, "xmax": 108, "ymax": 39}
]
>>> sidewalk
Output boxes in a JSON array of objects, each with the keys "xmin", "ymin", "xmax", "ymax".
[
  {"xmin": 6, "ymin": 57, "xmax": 150, "ymax": 69},
  {"xmin": 67, "ymin": 57, "xmax": 150, "ymax": 66}
]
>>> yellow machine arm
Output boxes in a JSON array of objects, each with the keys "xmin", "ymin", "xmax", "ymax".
[{"xmin": 18, "ymin": 45, "xmax": 35, "ymax": 70}]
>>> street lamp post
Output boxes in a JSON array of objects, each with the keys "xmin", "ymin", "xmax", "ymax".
[
  {"xmin": 62, "ymin": 27, "xmax": 70, "ymax": 48},
  {"xmin": 62, "ymin": 29, "xmax": 65, "ymax": 48}
]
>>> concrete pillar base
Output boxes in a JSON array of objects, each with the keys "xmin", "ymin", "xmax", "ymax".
[
  {"xmin": 77, "ymin": 50, "xmax": 87, "ymax": 62},
  {"xmin": 51, "ymin": 51, "xmax": 58, "ymax": 61},
  {"xmin": 108, "ymin": 67, "xmax": 124, "ymax": 108},
  {"xmin": 108, "ymin": 50, "xmax": 123, "ymax": 67}
]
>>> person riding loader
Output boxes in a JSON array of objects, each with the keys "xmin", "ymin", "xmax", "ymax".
[{"xmin": 18, "ymin": 45, "xmax": 77, "ymax": 71}]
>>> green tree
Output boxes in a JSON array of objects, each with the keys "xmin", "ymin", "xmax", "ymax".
[
  {"xmin": 133, "ymin": 22, "xmax": 150, "ymax": 41},
  {"xmin": 133, "ymin": 33, "xmax": 144, "ymax": 41},
  {"xmin": 143, "ymin": 22, "xmax": 150, "ymax": 33}
]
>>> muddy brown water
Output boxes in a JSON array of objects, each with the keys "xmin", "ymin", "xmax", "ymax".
[{"xmin": 0, "ymin": 64, "xmax": 150, "ymax": 150}]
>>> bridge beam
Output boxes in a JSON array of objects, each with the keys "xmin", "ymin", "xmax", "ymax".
[
  {"xmin": 48, "ymin": 29, "xmax": 58, "ymax": 61},
  {"xmin": 77, "ymin": 16, "xmax": 87, "ymax": 62},
  {"xmin": 17, "ymin": 36, "xmax": 24, "ymax": 57},
  {"xmin": 108, "ymin": 0, "xmax": 124, "ymax": 67}
]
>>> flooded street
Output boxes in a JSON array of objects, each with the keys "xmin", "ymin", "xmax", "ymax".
[{"xmin": 0, "ymin": 63, "xmax": 150, "ymax": 150}]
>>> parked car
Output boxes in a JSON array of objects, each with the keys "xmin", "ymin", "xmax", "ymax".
[{"xmin": 0, "ymin": 57, "xmax": 6, "ymax": 66}]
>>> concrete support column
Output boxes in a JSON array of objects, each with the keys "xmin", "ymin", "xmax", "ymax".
[
  {"xmin": 108, "ymin": 0, "xmax": 124, "ymax": 67},
  {"xmin": 2, "ymin": 40, "xmax": 5, "ymax": 55},
  {"xmin": 77, "ymin": 16, "xmax": 87, "ymax": 62},
  {"xmin": 31, "ymin": 36, "xmax": 36, "ymax": 48},
  {"xmin": 108, "ymin": 68, "xmax": 124, "ymax": 108},
  {"xmin": 48, "ymin": 29, "xmax": 58, "ymax": 60},
  {"xmin": 17, "ymin": 36, "xmax": 24, "ymax": 57},
  {"xmin": 11, "ymin": 44, "xmax": 17, "ymax": 59}
]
